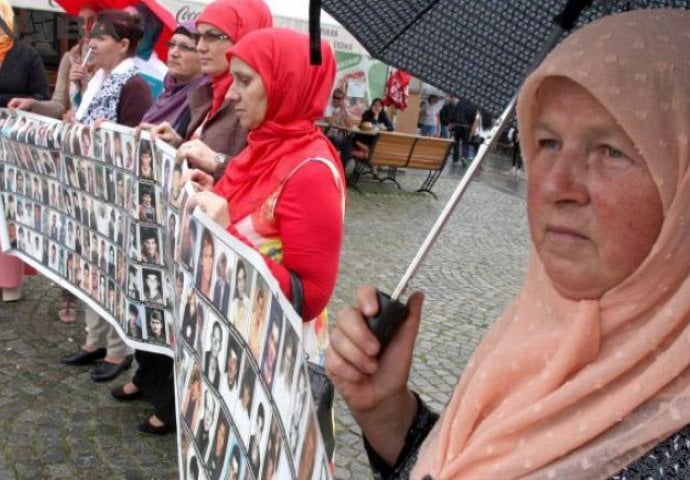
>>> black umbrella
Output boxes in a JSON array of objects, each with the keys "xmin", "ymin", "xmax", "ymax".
[
  {"xmin": 312, "ymin": 0, "xmax": 690, "ymax": 349},
  {"xmin": 318, "ymin": 0, "xmax": 689, "ymax": 115}
]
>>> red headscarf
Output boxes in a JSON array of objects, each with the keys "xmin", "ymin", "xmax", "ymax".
[
  {"xmin": 195, "ymin": 0, "xmax": 272, "ymax": 117},
  {"xmin": 213, "ymin": 28, "xmax": 345, "ymax": 223}
]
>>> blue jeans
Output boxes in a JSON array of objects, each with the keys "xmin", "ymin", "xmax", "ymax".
[
  {"xmin": 440, "ymin": 125, "xmax": 450, "ymax": 138},
  {"xmin": 420, "ymin": 124, "xmax": 436, "ymax": 137}
]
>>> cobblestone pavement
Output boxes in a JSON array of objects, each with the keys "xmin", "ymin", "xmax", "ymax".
[{"xmin": 0, "ymin": 154, "xmax": 529, "ymax": 479}]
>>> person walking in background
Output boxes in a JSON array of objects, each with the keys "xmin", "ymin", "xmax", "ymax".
[
  {"xmin": 61, "ymin": 10, "xmax": 152, "ymax": 383},
  {"xmin": 451, "ymin": 95, "xmax": 478, "ymax": 166},
  {"xmin": 418, "ymin": 94, "xmax": 442, "ymax": 137},
  {"xmin": 0, "ymin": 0, "xmax": 50, "ymax": 301},
  {"xmin": 438, "ymin": 95, "xmax": 456, "ymax": 139}
]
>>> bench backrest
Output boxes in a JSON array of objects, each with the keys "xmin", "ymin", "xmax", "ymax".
[
  {"xmin": 369, "ymin": 132, "xmax": 417, "ymax": 167},
  {"xmin": 408, "ymin": 137, "xmax": 453, "ymax": 170},
  {"xmin": 369, "ymin": 131, "xmax": 452, "ymax": 171}
]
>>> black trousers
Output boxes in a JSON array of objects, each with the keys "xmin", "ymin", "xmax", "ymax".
[{"xmin": 133, "ymin": 350, "xmax": 176, "ymax": 427}]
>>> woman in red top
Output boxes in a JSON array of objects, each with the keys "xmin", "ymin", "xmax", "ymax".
[{"xmin": 190, "ymin": 27, "xmax": 345, "ymax": 326}]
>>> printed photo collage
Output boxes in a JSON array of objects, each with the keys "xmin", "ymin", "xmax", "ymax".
[
  {"xmin": 173, "ymin": 192, "xmax": 331, "ymax": 480},
  {"xmin": 0, "ymin": 109, "xmax": 173, "ymax": 352},
  {"xmin": 0, "ymin": 109, "xmax": 332, "ymax": 480}
]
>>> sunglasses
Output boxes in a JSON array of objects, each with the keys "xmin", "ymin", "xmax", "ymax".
[
  {"xmin": 193, "ymin": 31, "xmax": 231, "ymax": 44},
  {"xmin": 166, "ymin": 40, "xmax": 197, "ymax": 53}
]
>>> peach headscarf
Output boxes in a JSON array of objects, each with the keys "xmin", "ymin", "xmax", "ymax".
[
  {"xmin": 413, "ymin": 9, "xmax": 690, "ymax": 480},
  {"xmin": 0, "ymin": 0, "xmax": 14, "ymax": 63}
]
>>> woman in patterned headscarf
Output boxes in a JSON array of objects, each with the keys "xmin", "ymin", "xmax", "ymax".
[{"xmin": 327, "ymin": 9, "xmax": 690, "ymax": 480}]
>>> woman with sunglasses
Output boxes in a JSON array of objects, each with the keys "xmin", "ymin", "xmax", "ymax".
[{"xmin": 148, "ymin": 0, "xmax": 272, "ymax": 182}]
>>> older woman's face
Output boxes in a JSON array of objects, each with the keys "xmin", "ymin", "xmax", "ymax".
[
  {"xmin": 527, "ymin": 78, "xmax": 663, "ymax": 300},
  {"xmin": 196, "ymin": 23, "xmax": 233, "ymax": 76},
  {"xmin": 228, "ymin": 57, "xmax": 268, "ymax": 130},
  {"xmin": 167, "ymin": 33, "xmax": 201, "ymax": 82}
]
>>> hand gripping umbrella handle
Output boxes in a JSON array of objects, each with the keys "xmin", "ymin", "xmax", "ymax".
[{"xmin": 366, "ymin": 0, "xmax": 593, "ymax": 355}]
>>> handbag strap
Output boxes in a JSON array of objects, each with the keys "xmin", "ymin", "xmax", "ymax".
[{"xmin": 289, "ymin": 270, "xmax": 303, "ymax": 318}]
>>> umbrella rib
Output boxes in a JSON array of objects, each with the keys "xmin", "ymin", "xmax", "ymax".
[{"xmin": 378, "ymin": 0, "xmax": 444, "ymax": 55}]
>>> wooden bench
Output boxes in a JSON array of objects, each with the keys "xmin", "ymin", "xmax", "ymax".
[{"xmin": 348, "ymin": 131, "xmax": 453, "ymax": 197}]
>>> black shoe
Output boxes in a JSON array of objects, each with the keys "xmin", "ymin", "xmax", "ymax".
[
  {"xmin": 137, "ymin": 418, "xmax": 175, "ymax": 436},
  {"xmin": 61, "ymin": 348, "xmax": 107, "ymax": 366},
  {"xmin": 111, "ymin": 384, "xmax": 144, "ymax": 401},
  {"xmin": 91, "ymin": 355, "xmax": 133, "ymax": 382}
]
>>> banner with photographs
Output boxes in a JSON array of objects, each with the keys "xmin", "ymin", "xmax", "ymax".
[{"xmin": 0, "ymin": 109, "xmax": 332, "ymax": 480}]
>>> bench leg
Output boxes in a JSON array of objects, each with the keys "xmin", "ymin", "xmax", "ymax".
[
  {"xmin": 347, "ymin": 160, "xmax": 367, "ymax": 187},
  {"xmin": 416, "ymin": 169, "xmax": 442, "ymax": 199},
  {"xmin": 377, "ymin": 166, "xmax": 402, "ymax": 190}
]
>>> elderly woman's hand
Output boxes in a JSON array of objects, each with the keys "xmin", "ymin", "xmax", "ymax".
[
  {"xmin": 176, "ymin": 139, "xmax": 221, "ymax": 174},
  {"xmin": 141, "ymin": 121, "xmax": 184, "ymax": 148},
  {"xmin": 190, "ymin": 191, "xmax": 230, "ymax": 229},
  {"xmin": 325, "ymin": 286, "xmax": 423, "ymax": 463},
  {"xmin": 181, "ymin": 168, "xmax": 214, "ymax": 192}
]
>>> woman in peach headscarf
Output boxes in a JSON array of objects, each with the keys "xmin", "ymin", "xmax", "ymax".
[{"xmin": 326, "ymin": 9, "xmax": 690, "ymax": 480}]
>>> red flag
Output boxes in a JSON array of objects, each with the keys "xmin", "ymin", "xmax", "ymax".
[{"xmin": 383, "ymin": 69, "xmax": 413, "ymax": 110}]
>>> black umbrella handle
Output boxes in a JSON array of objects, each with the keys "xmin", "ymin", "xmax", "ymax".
[
  {"xmin": 366, "ymin": 290, "xmax": 409, "ymax": 356},
  {"xmin": 554, "ymin": 0, "xmax": 593, "ymax": 31}
]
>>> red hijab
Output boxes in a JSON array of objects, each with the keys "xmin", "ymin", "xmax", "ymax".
[
  {"xmin": 195, "ymin": 0, "xmax": 272, "ymax": 117},
  {"xmin": 214, "ymin": 28, "xmax": 345, "ymax": 223}
]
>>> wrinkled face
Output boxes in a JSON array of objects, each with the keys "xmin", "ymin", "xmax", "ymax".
[
  {"xmin": 228, "ymin": 57, "xmax": 268, "ymax": 130},
  {"xmin": 195, "ymin": 23, "xmax": 233, "ymax": 76},
  {"xmin": 167, "ymin": 33, "xmax": 201, "ymax": 82},
  {"xmin": 527, "ymin": 78, "xmax": 663, "ymax": 300}
]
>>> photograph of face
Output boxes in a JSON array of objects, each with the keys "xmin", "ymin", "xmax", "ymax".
[
  {"xmin": 138, "ymin": 138, "xmax": 154, "ymax": 181},
  {"xmin": 127, "ymin": 265, "xmax": 141, "ymax": 300},
  {"xmin": 195, "ymin": 228, "xmax": 215, "ymax": 300},
  {"xmin": 15, "ymin": 169, "xmax": 24, "ymax": 195},
  {"xmin": 248, "ymin": 282, "xmax": 271, "ymax": 361},
  {"xmin": 114, "ymin": 171, "xmax": 125, "ymax": 208},
  {"xmin": 170, "ymin": 163, "xmax": 182, "ymax": 207},
  {"xmin": 112, "ymin": 131, "xmax": 123, "ymax": 168},
  {"xmin": 224, "ymin": 439, "xmax": 245, "ymax": 480},
  {"xmin": 195, "ymin": 388, "xmax": 218, "ymax": 458},
  {"xmin": 181, "ymin": 288, "xmax": 202, "ymax": 351},
  {"xmin": 128, "ymin": 222, "xmax": 139, "ymax": 261},
  {"xmin": 230, "ymin": 259, "xmax": 253, "ymax": 336},
  {"xmin": 297, "ymin": 418, "xmax": 318, "ymax": 480},
  {"xmin": 102, "ymin": 130, "xmax": 112, "ymax": 164},
  {"xmin": 165, "ymin": 212, "xmax": 177, "ymax": 264},
  {"xmin": 225, "ymin": 333, "xmax": 243, "ymax": 397},
  {"xmin": 146, "ymin": 307, "xmax": 166, "ymax": 344},
  {"xmin": 261, "ymin": 417, "xmax": 283, "ymax": 480},
  {"xmin": 95, "ymin": 202, "xmax": 110, "ymax": 237},
  {"xmin": 179, "ymin": 214, "xmax": 197, "ymax": 272},
  {"xmin": 126, "ymin": 301, "xmax": 143, "ymax": 338},
  {"xmin": 181, "ymin": 361, "xmax": 203, "ymax": 429},
  {"xmin": 124, "ymin": 137, "xmax": 135, "ymax": 172},
  {"xmin": 141, "ymin": 267, "xmax": 164, "ymax": 305},
  {"xmin": 161, "ymin": 153, "xmax": 173, "ymax": 193},
  {"xmin": 93, "ymin": 164, "xmax": 105, "ymax": 200},
  {"xmin": 140, "ymin": 226, "xmax": 162, "ymax": 265},
  {"xmin": 105, "ymin": 167, "xmax": 116, "ymax": 203},
  {"xmin": 289, "ymin": 368, "xmax": 309, "ymax": 457},
  {"xmin": 210, "ymin": 248, "xmax": 233, "ymax": 315},
  {"xmin": 79, "ymin": 126, "xmax": 92, "ymax": 158},
  {"xmin": 48, "ymin": 242, "xmax": 59, "ymax": 271},
  {"xmin": 248, "ymin": 401, "xmax": 267, "ymax": 478},
  {"xmin": 138, "ymin": 183, "xmax": 156, "ymax": 223},
  {"xmin": 205, "ymin": 411, "xmax": 230, "ymax": 480},
  {"xmin": 203, "ymin": 319, "xmax": 225, "ymax": 391}
]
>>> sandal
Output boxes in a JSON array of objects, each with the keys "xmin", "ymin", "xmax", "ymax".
[{"xmin": 57, "ymin": 290, "xmax": 80, "ymax": 324}]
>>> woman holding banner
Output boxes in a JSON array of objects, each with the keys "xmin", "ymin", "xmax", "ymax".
[
  {"xmin": 188, "ymin": 27, "xmax": 346, "ymax": 461},
  {"xmin": 61, "ymin": 10, "xmax": 152, "ymax": 383}
]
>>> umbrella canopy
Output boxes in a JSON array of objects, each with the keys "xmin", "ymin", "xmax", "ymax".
[
  {"xmin": 320, "ymin": 0, "xmax": 690, "ymax": 114},
  {"xmin": 54, "ymin": 0, "xmax": 175, "ymax": 60}
]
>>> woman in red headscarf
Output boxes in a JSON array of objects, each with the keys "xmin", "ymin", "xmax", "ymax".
[
  {"xmin": 148, "ymin": 0, "xmax": 272, "ymax": 181},
  {"xmin": 188, "ymin": 27, "xmax": 346, "ymax": 457}
]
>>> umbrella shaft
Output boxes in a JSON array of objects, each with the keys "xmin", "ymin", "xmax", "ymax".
[{"xmin": 391, "ymin": 24, "xmax": 569, "ymax": 301}]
